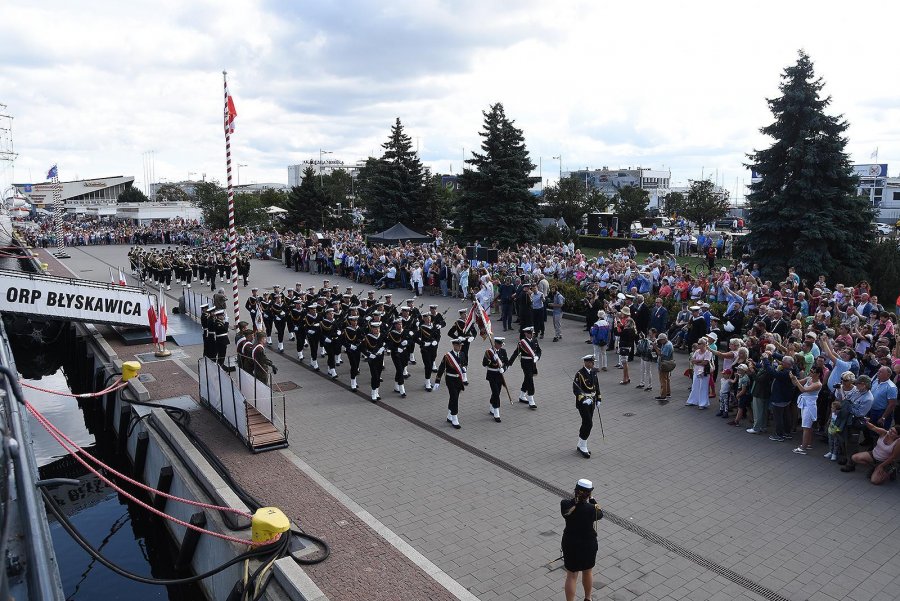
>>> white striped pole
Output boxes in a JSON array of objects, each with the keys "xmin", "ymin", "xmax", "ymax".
[{"xmin": 223, "ymin": 71, "xmax": 240, "ymax": 326}]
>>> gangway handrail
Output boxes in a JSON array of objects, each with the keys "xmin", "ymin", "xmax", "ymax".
[
  {"xmin": 0, "ymin": 267, "xmax": 147, "ymax": 293},
  {"xmin": 0, "ymin": 320, "xmax": 65, "ymax": 600}
]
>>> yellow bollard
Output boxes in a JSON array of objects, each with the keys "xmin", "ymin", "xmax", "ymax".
[
  {"xmin": 251, "ymin": 507, "xmax": 290, "ymax": 544},
  {"xmin": 121, "ymin": 361, "xmax": 141, "ymax": 382}
]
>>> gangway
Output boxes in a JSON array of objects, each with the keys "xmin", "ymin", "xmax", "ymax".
[{"xmin": 0, "ymin": 268, "xmax": 155, "ymax": 327}]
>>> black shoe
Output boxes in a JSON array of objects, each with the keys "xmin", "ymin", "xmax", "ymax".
[
  {"xmin": 519, "ymin": 398, "xmax": 529, "ymax": 404},
  {"xmin": 578, "ymin": 449, "xmax": 591, "ymax": 458},
  {"xmin": 840, "ymin": 463, "xmax": 856, "ymax": 472},
  {"xmin": 401, "ymin": 393, "xmax": 406, "ymax": 398},
  {"xmin": 452, "ymin": 423, "xmax": 461, "ymax": 430},
  {"xmin": 529, "ymin": 404, "xmax": 537, "ymax": 410},
  {"xmin": 552, "ymin": 337, "xmax": 559, "ymax": 342},
  {"xmin": 494, "ymin": 416, "xmax": 501, "ymax": 423}
]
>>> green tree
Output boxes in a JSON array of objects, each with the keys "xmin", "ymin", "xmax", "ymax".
[
  {"xmin": 681, "ymin": 179, "xmax": 730, "ymax": 227},
  {"xmin": 193, "ymin": 181, "xmax": 268, "ymax": 229},
  {"xmin": 457, "ymin": 103, "xmax": 538, "ymax": 247},
  {"xmin": 746, "ymin": 50, "xmax": 875, "ymax": 281},
  {"xmin": 613, "ymin": 185, "xmax": 649, "ymax": 231},
  {"xmin": 357, "ymin": 118, "xmax": 426, "ymax": 232},
  {"xmin": 543, "ymin": 176, "xmax": 612, "ymax": 230},
  {"xmin": 866, "ymin": 241, "xmax": 900, "ymax": 305},
  {"xmin": 154, "ymin": 183, "xmax": 189, "ymax": 203},
  {"xmin": 258, "ymin": 188, "xmax": 287, "ymax": 208},
  {"xmin": 662, "ymin": 191, "xmax": 685, "ymax": 216},
  {"xmin": 285, "ymin": 166, "xmax": 329, "ymax": 232},
  {"xmin": 117, "ymin": 186, "xmax": 149, "ymax": 203}
]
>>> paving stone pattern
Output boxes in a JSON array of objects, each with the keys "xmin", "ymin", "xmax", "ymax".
[{"xmin": 42, "ymin": 246, "xmax": 900, "ymax": 601}]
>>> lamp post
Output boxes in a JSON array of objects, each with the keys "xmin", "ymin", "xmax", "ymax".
[
  {"xmin": 552, "ymin": 155, "xmax": 562, "ymax": 182},
  {"xmin": 319, "ymin": 150, "xmax": 332, "ymax": 187},
  {"xmin": 236, "ymin": 164, "xmax": 247, "ymax": 186}
]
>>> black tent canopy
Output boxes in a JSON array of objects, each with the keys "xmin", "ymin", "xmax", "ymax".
[{"xmin": 366, "ymin": 223, "xmax": 432, "ymax": 244}]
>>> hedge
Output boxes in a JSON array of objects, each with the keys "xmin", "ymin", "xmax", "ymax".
[{"xmin": 577, "ymin": 236, "xmax": 673, "ymax": 254}]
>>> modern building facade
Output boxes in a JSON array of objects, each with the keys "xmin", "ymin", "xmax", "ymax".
[
  {"xmin": 13, "ymin": 176, "xmax": 134, "ymax": 209},
  {"xmin": 563, "ymin": 167, "xmax": 671, "ymax": 208},
  {"xmin": 288, "ymin": 159, "xmax": 363, "ymax": 187}
]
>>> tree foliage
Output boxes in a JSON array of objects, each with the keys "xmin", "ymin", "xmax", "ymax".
[
  {"xmin": 356, "ymin": 118, "xmax": 428, "ymax": 232},
  {"xmin": 117, "ymin": 186, "xmax": 149, "ymax": 203},
  {"xmin": 457, "ymin": 103, "xmax": 539, "ymax": 247},
  {"xmin": 194, "ymin": 180, "xmax": 268, "ymax": 229},
  {"xmin": 746, "ymin": 50, "xmax": 875, "ymax": 282},
  {"xmin": 661, "ymin": 191, "xmax": 685, "ymax": 216},
  {"xmin": 613, "ymin": 185, "xmax": 649, "ymax": 231},
  {"xmin": 154, "ymin": 183, "xmax": 189, "ymax": 203},
  {"xmin": 542, "ymin": 176, "xmax": 610, "ymax": 230},
  {"xmin": 681, "ymin": 179, "xmax": 730, "ymax": 227},
  {"xmin": 865, "ymin": 241, "xmax": 900, "ymax": 304},
  {"xmin": 285, "ymin": 166, "xmax": 329, "ymax": 232}
]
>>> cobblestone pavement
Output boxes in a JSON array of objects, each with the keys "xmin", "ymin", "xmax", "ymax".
[{"xmin": 40, "ymin": 246, "xmax": 900, "ymax": 601}]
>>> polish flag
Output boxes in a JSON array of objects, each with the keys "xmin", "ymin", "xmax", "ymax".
[
  {"xmin": 225, "ymin": 93, "xmax": 237, "ymax": 134},
  {"xmin": 147, "ymin": 301, "xmax": 158, "ymax": 344},
  {"xmin": 118, "ymin": 268, "xmax": 127, "ymax": 286},
  {"xmin": 155, "ymin": 291, "xmax": 169, "ymax": 344}
]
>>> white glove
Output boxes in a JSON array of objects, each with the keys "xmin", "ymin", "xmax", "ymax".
[
  {"xmin": 336, "ymin": 329, "xmax": 342, "ymax": 336},
  {"xmin": 401, "ymin": 340, "xmax": 408, "ymax": 347},
  {"xmin": 499, "ymin": 367, "xmax": 505, "ymax": 374},
  {"xmin": 377, "ymin": 347, "xmax": 385, "ymax": 355},
  {"xmin": 350, "ymin": 345, "xmax": 357, "ymax": 351},
  {"xmin": 535, "ymin": 355, "xmax": 541, "ymax": 362},
  {"xmin": 581, "ymin": 396, "xmax": 594, "ymax": 405},
  {"xmin": 432, "ymin": 341, "xmax": 438, "ymax": 346},
  {"xmin": 308, "ymin": 329, "xmax": 316, "ymax": 334},
  {"xmin": 368, "ymin": 353, "xmax": 376, "ymax": 360},
  {"xmin": 467, "ymin": 336, "xmax": 474, "ymax": 342},
  {"xmin": 324, "ymin": 338, "xmax": 331, "ymax": 343},
  {"xmin": 432, "ymin": 383, "xmax": 440, "ymax": 391}
]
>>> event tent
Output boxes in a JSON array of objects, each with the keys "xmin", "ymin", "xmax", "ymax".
[{"xmin": 366, "ymin": 222, "xmax": 432, "ymax": 244}]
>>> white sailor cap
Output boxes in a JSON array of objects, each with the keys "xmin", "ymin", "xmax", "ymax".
[
  {"xmin": 214, "ymin": 309, "xmax": 225, "ymax": 315},
  {"xmin": 384, "ymin": 292, "xmax": 393, "ymax": 297},
  {"xmin": 347, "ymin": 314, "xmax": 359, "ymax": 320},
  {"xmin": 458, "ymin": 309, "xmax": 468, "ymax": 314},
  {"xmin": 582, "ymin": 354, "xmax": 595, "ymax": 362},
  {"xmin": 429, "ymin": 304, "xmax": 438, "ymax": 309},
  {"xmin": 522, "ymin": 326, "xmax": 534, "ymax": 332},
  {"xmin": 307, "ymin": 304, "xmax": 319, "ymax": 309},
  {"xmin": 451, "ymin": 337, "xmax": 465, "ymax": 344},
  {"xmin": 575, "ymin": 479, "xmax": 594, "ymax": 492},
  {"xmin": 325, "ymin": 306, "xmax": 335, "ymax": 312},
  {"xmin": 689, "ymin": 305, "xmax": 701, "ymax": 311},
  {"xmin": 370, "ymin": 321, "xmax": 382, "ymax": 328},
  {"xmin": 200, "ymin": 304, "xmax": 210, "ymax": 309},
  {"xmin": 405, "ymin": 298, "xmax": 415, "ymax": 304},
  {"xmin": 392, "ymin": 318, "xmax": 403, "ymax": 324},
  {"xmin": 617, "ymin": 293, "xmax": 626, "ymax": 300},
  {"xmin": 494, "ymin": 337, "xmax": 505, "ymax": 344}
]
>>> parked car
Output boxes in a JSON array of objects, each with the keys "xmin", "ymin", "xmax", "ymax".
[{"xmin": 874, "ymin": 223, "xmax": 894, "ymax": 236}]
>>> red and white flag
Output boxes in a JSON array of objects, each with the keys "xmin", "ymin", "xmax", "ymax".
[
  {"xmin": 254, "ymin": 305, "xmax": 264, "ymax": 332},
  {"xmin": 109, "ymin": 267, "xmax": 116, "ymax": 285},
  {"xmin": 476, "ymin": 302, "xmax": 493, "ymax": 340},
  {"xmin": 118, "ymin": 268, "xmax": 127, "ymax": 286},
  {"xmin": 462, "ymin": 302, "xmax": 477, "ymax": 332},
  {"xmin": 225, "ymin": 89, "xmax": 237, "ymax": 134},
  {"xmin": 147, "ymin": 300, "xmax": 158, "ymax": 344},
  {"xmin": 156, "ymin": 289, "xmax": 168, "ymax": 344}
]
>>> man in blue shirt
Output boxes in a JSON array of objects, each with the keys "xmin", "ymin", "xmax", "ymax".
[{"xmin": 869, "ymin": 366, "xmax": 897, "ymax": 430}]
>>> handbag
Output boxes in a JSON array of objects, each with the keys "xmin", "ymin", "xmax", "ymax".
[{"xmin": 660, "ymin": 359, "xmax": 676, "ymax": 373}]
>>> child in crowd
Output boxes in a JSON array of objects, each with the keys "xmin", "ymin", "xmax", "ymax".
[{"xmin": 825, "ymin": 400, "xmax": 842, "ymax": 461}]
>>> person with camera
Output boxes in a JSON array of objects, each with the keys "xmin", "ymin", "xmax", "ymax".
[{"xmin": 560, "ymin": 478, "xmax": 604, "ymax": 601}]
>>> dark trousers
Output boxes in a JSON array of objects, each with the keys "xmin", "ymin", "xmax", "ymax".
[
  {"xmin": 447, "ymin": 380, "xmax": 462, "ymax": 415},
  {"xmin": 308, "ymin": 336, "xmax": 320, "ymax": 359},
  {"xmin": 532, "ymin": 308, "xmax": 545, "ymax": 335},
  {"xmin": 264, "ymin": 318, "xmax": 273, "ymax": 338},
  {"xmin": 421, "ymin": 347, "xmax": 437, "ymax": 378},
  {"xmin": 295, "ymin": 330, "xmax": 307, "ymax": 352},
  {"xmin": 273, "ymin": 320, "xmax": 286, "ymax": 343},
  {"xmin": 771, "ymin": 404, "xmax": 791, "ymax": 437},
  {"xmin": 501, "ymin": 302, "xmax": 513, "ymax": 330},
  {"xmin": 392, "ymin": 355, "xmax": 407, "ymax": 384},
  {"xmin": 368, "ymin": 360, "xmax": 383, "ymax": 389},
  {"xmin": 578, "ymin": 401, "xmax": 594, "ymax": 440},
  {"xmin": 488, "ymin": 375, "xmax": 503, "ymax": 408},
  {"xmin": 347, "ymin": 352, "xmax": 361, "ymax": 378},
  {"xmin": 520, "ymin": 369, "xmax": 535, "ymax": 395}
]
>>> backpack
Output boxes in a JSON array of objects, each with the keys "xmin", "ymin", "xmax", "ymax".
[
  {"xmin": 636, "ymin": 337, "xmax": 651, "ymax": 359},
  {"xmin": 590, "ymin": 322, "xmax": 609, "ymax": 345}
]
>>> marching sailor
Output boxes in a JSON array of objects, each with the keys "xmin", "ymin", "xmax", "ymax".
[
  {"xmin": 434, "ymin": 337, "xmax": 467, "ymax": 429},
  {"xmin": 508, "ymin": 326, "xmax": 541, "ymax": 409},
  {"xmin": 303, "ymin": 304, "xmax": 322, "ymax": 370},
  {"xmin": 342, "ymin": 314, "xmax": 364, "ymax": 390},
  {"xmin": 483, "ymin": 336, "xmax": 509, "ymax": 423},
  {"xmin": 418, "ymin": 312, "xmax": 440, "ymax": 391},
  {"xmin": 386, "ymin": 318, "xmax": 412, "ymax": 397},
  {"xmin": 573, "ymin": 355, "xmax": 601, "ymax": 458},
  {"xmin": 363, "ymin": 321, "xmax": 386, "ymax": 402},
  {"xmin": 448, "ymin": 308, "xmax": 476, "ymax": 383}
]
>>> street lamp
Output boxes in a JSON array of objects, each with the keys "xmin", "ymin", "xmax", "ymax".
[
  {"xmin": 319, "ymin": 150, "xmax": 332, "ymax": 187},
  {"xmin": 552, "ymin": 155, "xmax": 562, "ymax": 181},
  {"xmin": 236, "ymin": 164, "xmax": 247, "ymax": 186}
]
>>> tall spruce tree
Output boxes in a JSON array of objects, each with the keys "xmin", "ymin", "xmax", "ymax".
[
  {"xmin": 457, "ymin": 103, "xmax": 539, "ymax": 247},
  {"xmin": 358, "ymin": 118, "xmax": 426, "ymax": 232},
  {"xmin": 746, "ymin": 51, "xmax": 874, "ymax": 282},
  {"xmin": 286, "ymin": 166, "xmax": 329, "ymax": 231}
]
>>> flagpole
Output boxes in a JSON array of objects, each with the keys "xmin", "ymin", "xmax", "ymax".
[
  {"xmin": 50, "ymin": 167, "xmax": 69, "ymax": 259},
  {"xmin": 223, "ymin": 70, "xmax": 240, "ymax": 327}
]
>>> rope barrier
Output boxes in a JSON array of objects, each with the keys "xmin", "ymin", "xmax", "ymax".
[
  {"xmin": 26, "ymin": 401, "xmax": 264, "ymax": 547},
  {"xmin": 20, "ymin": 379, "xmax": 128, "ymax": 399}
]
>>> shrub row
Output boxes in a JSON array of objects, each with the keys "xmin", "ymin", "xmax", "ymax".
[{"xmin": 577, "ymin": 236, "xmax": 673, "ymax": 254}]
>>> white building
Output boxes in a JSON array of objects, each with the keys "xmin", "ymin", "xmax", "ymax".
[
  {"xmin": 563, "ymin": 167, "xmax": 671, "ymax": 208},
  {"xmin": 853, "ymin": 163, "xmax": 900, "ymax": 223},
  {"xmin": 288, "ymin": 159, "xmax": 363, "ymax": 187},
  {"xmin": 13, "ymin": 176, "xmax": 134, "ymax": 210}
]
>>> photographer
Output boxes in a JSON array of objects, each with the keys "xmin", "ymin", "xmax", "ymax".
[{"xmin": 560, "ymin": 478, "xmax": 604, "ymax": 601}]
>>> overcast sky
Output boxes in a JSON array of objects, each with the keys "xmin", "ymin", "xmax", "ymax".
[{"xmin": 2, "ymin": 0, "xmax": 898, "ymax": 199}]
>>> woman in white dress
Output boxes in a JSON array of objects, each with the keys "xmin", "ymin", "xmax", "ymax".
[
  {"xmin": 411, "ymin": 263, "xmax": 423, "ymax": 296},
  {"xmin": 685, "ymin": 337, "xmax": 713, "ymax": 408},
  {"xmin": 789, "ymin": 365, "xmax": 823, "ymax": 455}
]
